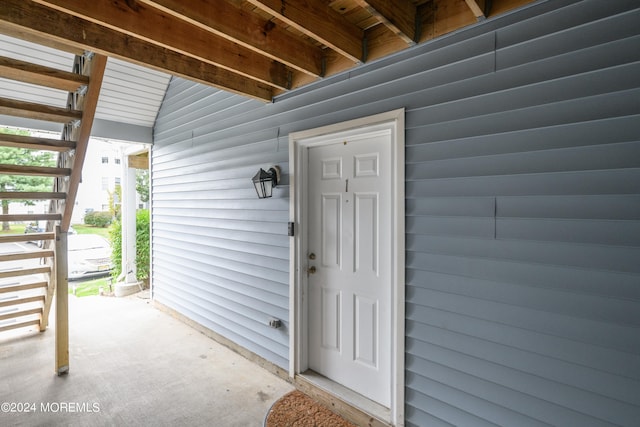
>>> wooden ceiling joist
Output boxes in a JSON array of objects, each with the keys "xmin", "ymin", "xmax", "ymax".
[
  {"xmin": 0, "ymin": 0, "xmax": 535, "ymax": 101},
  {"xmin": 0, "ymin": 0, "xmax": 274, "ymax": 101},
  {"xmin": 246, "ymin": 0, "xmax": 365, "ymax": 63},
  {"xmin": 355, "ymin": 0, "xmax": 419, "ymax": 44},
  {"xmin": 140, "ymin": 0, "xmax": 324, "ymax": 77},
  {"xmin": 33, "ymin": 0, "xmax": 292, "ymax": 90},
  {"xmin": 464, "ymin": 0, "xmax": 486, "ymax": 20}
]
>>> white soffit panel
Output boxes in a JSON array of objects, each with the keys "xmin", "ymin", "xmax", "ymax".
[
  {"xmin": 0, "ymin": 34, "xmax": 171, "ymax": 129},
  {"xmin": 96, "ymin": 58, "xmax": 171, "ymax": 127}
]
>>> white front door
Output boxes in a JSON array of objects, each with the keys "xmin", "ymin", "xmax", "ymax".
[{"xmin": 307, "ymin": 131, "xmax": 392, "ymax": 407}]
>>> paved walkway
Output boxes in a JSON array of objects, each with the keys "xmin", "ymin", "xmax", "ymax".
[{"xmin": 0, "ymin": 293, "xmax": 294, "ymax": 426}]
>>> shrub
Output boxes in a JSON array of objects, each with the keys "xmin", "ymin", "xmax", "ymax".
[
  {"xmin": 110, "ymin": 209, "xmax": 150, "ymax": 281},
  {"xmin": 84, "ymin": 211, "xmax": 113, "ymax": 228},
  {"xmin": 109, "ymin": 219, "xmax": 122, "ymax": 279}
]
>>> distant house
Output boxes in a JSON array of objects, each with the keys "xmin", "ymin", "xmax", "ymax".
[{"xmin": 72, "ymin": 139, "xmax": 122, "ymax": 224}]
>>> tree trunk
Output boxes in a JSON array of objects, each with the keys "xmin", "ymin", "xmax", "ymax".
[{"xmin": 2, "ymin": 200, "xmax": 9, "ymax": 231}]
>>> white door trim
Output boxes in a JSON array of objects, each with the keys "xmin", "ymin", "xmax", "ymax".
[{"xmin": 289, "ymin": 109, "xmax": 405, "ymax": 426}]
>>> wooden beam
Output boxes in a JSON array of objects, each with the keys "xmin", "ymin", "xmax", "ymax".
[
  {"xmin": 355, "ymin": 0, "xmax": 418, "ymax": 44},
  {"xmin": 128, "ymin": 152, "xmax": 149, "ymax": 170},
  {"xmin": 464, "ymin": 0, "xmax": 486, "ymax": 19},
  {"xmin": 0, "ymin": 133, "xmax": 75, "ymax": 151},
  {"xmin": 60, "ymin": 53, "xmax": 106, "ymax": 231},
  {"xmin": 0, "ymin": 0, "xmax": 274, "ymax": 101},
  {"xmin": 142, "ymin": 0, "xmax": 323, "ymax": 77},
  {"xmin": 247, "ymin": 0, "xmax": 364, "ymax": 63},
  {"xmin": 0, "ymin": 55, "xmax": 89, "ymax": 92},
  {"xmin": 34, "ymin": 0, "xmax": 291, "ymax": 90},
  {"xmin": 0, "ymin": 164, "xmax": 70, "ymax": 177},
  {"xmin": 0, "ymin": 97, "xmax": 81, "ymax": 123},
  {"xmin": 55, "ymin": 227, "xmax": 69, "ymax": 375}
]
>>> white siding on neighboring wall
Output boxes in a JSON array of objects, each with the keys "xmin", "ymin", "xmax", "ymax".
[{"xmin": 152, "ymin": 0, "xmax": 640, "ymax": 425}]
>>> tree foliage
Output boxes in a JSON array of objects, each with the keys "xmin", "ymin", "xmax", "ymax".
[
  {"xmin": 110, "ymin": 209, "xmax": 150, "ymax": 281},
  {"xmin": 136, "ymin": 169, "xmax": 149, "ymax": 203},
  {"xmin": 0, "ymin": 128, "xmax": 56, "ymax": 230},
  {"xmin": 108, "ymin": 184, "xmax": 122, "ymax": 220}
]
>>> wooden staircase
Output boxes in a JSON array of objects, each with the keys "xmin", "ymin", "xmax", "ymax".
[{"xmin": 0, "ymin": 51, "xmax": 106, "ymax": 374}]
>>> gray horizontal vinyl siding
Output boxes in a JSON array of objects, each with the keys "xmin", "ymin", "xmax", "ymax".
[
  {"xmin": 152, "ymin": 0, "xmax": 640, "ymax": 425},
  {"xmin": 152, "ymin": 83, "xmax": 290, "ymax": 368}
]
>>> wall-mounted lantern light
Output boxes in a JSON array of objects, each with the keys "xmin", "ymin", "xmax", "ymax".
[{"xmin": 252, "ymin": 166, "xmax": 280, "ymax": 199}]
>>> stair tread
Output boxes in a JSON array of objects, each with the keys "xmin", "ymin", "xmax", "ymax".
[
  {"xmin": 0, "ymin": 233, "xmax": 55, "ymax": 244},
  {"xmin": 0, "ymin": 318, "xmax": 41, "ymax": 333},
  {"xmin": 0, "ymin": 213, "xmax": 61, "ymax": 221},
  {"xmin": 0, "ymin": 250, "xmax": 54, "ymax": 262},
  {"xmin": 0, "ymin": 164, "xmax": 71, "ymax": 177},
  {"xmin": 0, "ymin": 281, "xmax": 48, "ymax": 293},
  {"xmin": 0, "ymin": 265, "xmax": 51, "ymax": 278},
  {"xmin": 0, "ymin": 295, "xmax": 45, "ymax": 308},
  {"xmin": 0, "ymin": 192, "xmax": 66, "ymax": 200},
  {"xmin": 0, "ymin": 306, "xmax": 43, "ymax": 322},
  {"xmin": 0, "ymin": 97, "xmax": 82, "ymax": 123},
  {"xmin": 0, "ymin": 133, "xmax": 76, "ymax": 152},
  {"xmin": 0, "ymin": 55, "xmax": 89, "ymax": 92}
]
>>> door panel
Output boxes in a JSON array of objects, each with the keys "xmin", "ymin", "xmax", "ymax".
[
  {"xmin": 354, "ymin": 294, "xmax": 378, "ymax": 367},
  {"xmin": 307, "ymin": 133, "xmax": 392, "ymax": 407},
  {"xmin": 321, "ymin": 194, "xmax": 342, "ymax": 268},
  {"xmin": 321, "ymin": 288, "xmax": 341, "ymax": 351},
  {"xmin": 355, "ymin": 193, "xmax": 378, "ymax": 274}
]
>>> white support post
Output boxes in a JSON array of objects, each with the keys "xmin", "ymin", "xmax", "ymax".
[{"xmin": 114, "ymin": 147, "xmax": 143, "ymax": 296}]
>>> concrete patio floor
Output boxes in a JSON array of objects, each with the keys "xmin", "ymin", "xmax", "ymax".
[{"xmin": 0, "ymin": 292, "xmax": 294, "ymax": 426}]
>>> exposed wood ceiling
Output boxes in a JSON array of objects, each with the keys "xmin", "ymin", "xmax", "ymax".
[{"xmin": 0, "ymin": 0, "xmax": 534, "ymax": 102}]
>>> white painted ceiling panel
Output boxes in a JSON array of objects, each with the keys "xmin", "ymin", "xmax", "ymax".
[
  {"xmin": 0, "ymin": 34, "xmax": 171, "ymax": 130},
  {"xmin": 97, "ymin": 58, "xmax": 171, "ymax": 127}
]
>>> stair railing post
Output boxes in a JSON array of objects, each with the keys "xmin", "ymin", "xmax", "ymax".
[{"xmin": 54, "ymin": 225, "xmax": 69, "ymax": 375}]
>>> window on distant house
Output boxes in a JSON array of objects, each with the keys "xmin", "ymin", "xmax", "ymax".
[
  {"xmin": 115, "ymin": 158, "xmax": 121, "ymax": 165},
  {"xmin": 101, "ymin": 177, "xmax": 109, "ymax": 190},
  {"xmin": 101, "ymin": 156, "xmax": 109, "ymax": 164},
  {"xmin": 115, "ymin": 177, "xmax": 121, "ymax": 186}
]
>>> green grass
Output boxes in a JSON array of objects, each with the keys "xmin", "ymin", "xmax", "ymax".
[
  {"xmin": 0, "ymin": 223, "xmax": 111, "ymax": 237},
  {"xmin": 0, "ymin": 224, "xmax": 27, "ymax": 234},
  {"xmin": 69, "ymin": 277, "xmax": 112, "ymax": 297},
  {"xmin": 71, "ymin": 223, "xmax": 112, "ymax": 239}
]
